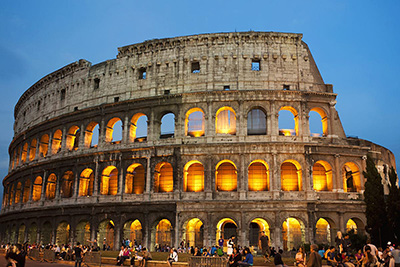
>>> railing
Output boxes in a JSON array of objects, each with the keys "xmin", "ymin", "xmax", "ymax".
[
  {"xmin": 189, "ymin": 256, "xmax": 228, "ymax": 267},
  {"xmin": 84, "ymin": 251, "xmax": 102, "ymax": 266},
  {"xmin": 43, "ymin": 249, "xmax": 56, "ymax": 262},
  {"xmin": 28, "ymin": 248, "xmax": 41, "ymax": 260}
]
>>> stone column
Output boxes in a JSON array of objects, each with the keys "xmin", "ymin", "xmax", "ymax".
[
  {"xmin": 118, "ymin": 154, "xmax": 124, "ymax": 197},
  {"xmin": 79, "ymin": 123, "xmax": 85, "ymax": 149},
  {"xmin": 40, "ymin": 171, "xmax": 47, "ymax": 203},
  {"xmin": 360, "ymin": 156, "xmax": 367, "ymax": 190},
  {"xmin": 205, "ymin": 155, "xmax": 213, "ymax": 200},
  {"xmin": 272, "ymin": 151, "xmax": 279, "ymax": 191},
  {"xmin": 74, "ymin": 169, "xmax": 80, "ymax": 199},
  {"xmin": 123, "ymin": 114, "xmax": 129, "ymax": 144},
  {"xmin": 98, "ymin": 118, "xmax": 105, "ymax": 149},
  {"xmin": 334, "ymin": 154, "xmax": 343, "ymax": 192},
  {"xmin": 61, "ymin": 126, "xmax": 67, "ymax": 152},
  {"xmin": 47, "ymin": 133, "xmax": 53, "ymax": 156},
  {"xmin": 145, "ymin": 155, "xmax": 152, "ymax": 195},
  {"xmin": 93, "ymin": 156, "xmax": 100, "ymax": 197},
  {"xmin": 114, "ymin": 223, "xmax": 121, "ymax": 250},
  {"xmin": 175, "ymin": 212, "xmax": 179, "ymax": 248}
]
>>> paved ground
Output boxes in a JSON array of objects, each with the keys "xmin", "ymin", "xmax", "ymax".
[{"xmin": 0, "ymin": 256, "xmax": 72, "ymax": 267}]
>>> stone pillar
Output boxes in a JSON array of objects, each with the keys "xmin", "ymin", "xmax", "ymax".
[
  {"xmin": 40, "ymin": 171, "xmax": 47, "ymax": 203},
  {"xmin": 78, "ymin": 123, "xmax": 85, "ymax": 149},
  {"xmin": 334, "ymin": 154, "xmax": 343, "ymax": 192},
  {"xmin": 114, "ymin": 223, "xmax": 121, "ymax": 250},
  {"xmin": 360, "ymin": 156, "xmax": 367, "ymax": 190},
  {"xmin": 98, "ymin": 118, "xmax": 105, "ymax": 149},
  {"xmin": 239, "ymin": 153, "xmax": 246, "ymax": 200},
  {"xmin": 74, "ymin": 170, "xmax": 80, "ymax": 199},
  {"xmin": 61, "ymin": 126, "xmax": 67, "ymax": 152},
  {"xmin": 55, "ymin": 170, "xmax": 61, "ymax": 200},
  {"xmin": 338, "ymin": 212, "xmax": 345, "ymax": 233},
  {"xmin": 118, "ymin": 154, "xmax": 124, "ymax": 197},
  {"xmin": 175, "ymin": 212, "xmax": 179, "ymax": 248},
  {"xmin": 274, "ymin": 214, "xmax": 283, "ymax": 249},
  {"xmin": 47, "ymin": 133, "xmax": 53, "ymax": 156},
  {"xmin": 145, "ymin": 155, "xmax": 152, "ymax": 194},
  {"xmin": 272, "ymin": 152, "xmax": 280, "ymax": 191},
  {"xmin": 143, "ymin": 213, "xmax": 149, "ymax": 249},
  {"xmin": 123, "ymin": 114, "xmax": 129, "ymax": 144},
  {"xmin": 70, "ymin": 227, "xmax": 75, "ymax": 246},
  {"xmin": 35, "ymin": 138, "xmax": 40, "ymax": 159},
  {"xmin": 147, "ymin": 110, "xmax": 154, "ymax": 142}
]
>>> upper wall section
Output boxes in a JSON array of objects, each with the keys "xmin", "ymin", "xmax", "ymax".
[{"xmin": 14, "ymin": 31, "xmax": 332, "ymax": 136}]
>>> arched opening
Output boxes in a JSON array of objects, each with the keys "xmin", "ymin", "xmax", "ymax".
[
  {"xmin": 279, "ymin": 106, "xmax": 298, "ymax": 136},
  {"xmin": 247, "ymin": 108, "xmax": 267, "ymax": 135},
  {"xmin": 249, "ymin": 218, "xmax": 270, "ymax": 247},
  {"xmin": 154, "ymin": 162, "xmax": 173, "ymax": 193},
  {"xmin": 11, "ymin": 151, "xmax": 15, "ymax": 169},
  {"xmin": 18, "ymin": 224, "xmax": 26, "ymax": 243},
  {"xmin": 39, "ymin": 134, "xmax": 49, "ymax": 157},
  {"xmin": 46, "ymin": 173, "xmax": 57, "ymax": 200},
  {"xmin": 309, "ymin": 108, "xmax": 328, "ymax": 137},
  {"xmin": 216, "ymin": 107, "xmax": 236, "ymax": 135},
  {"xmin": 15, "ymin": 182, "xmax": 22, "ymax": 204},
  {"xmin": 315, "ymin": 218, "xmax": 331, "ymax": 244},
  {"xmin": 130, "ymin": 113, "xmax": 148, "ymax": 142},
  {"xmin": 10, "ymin": 226, "xmax": 17, "ymax": 244},
  {"xmin": 216, "ymin": 160, "xmax": 237, "ymax": 192},
  {"xmin": 97, "ymin": 220, "xmax": 115, "ymax": 250},
  {"xmin": 160, "ymin": 113, "xmax": 175, "ymax": 139},
  {"xmin": 125, "ymin": 164, "xmax": 145, "ymax": 194},
  {"xmin": 185, "ymin": 108, "xmax": 205, "ymax": 137},
  {"xmin": 184, "ymin": 218, "xmax": 204, "ymax": 248},
  {"xmin": 32, "ymin": 176, "xmax": 42, "ymax": 201},
  {"xmin": 56, "ymin": 221, "xmax": 70, "ymax": 245},
  {"xmin": 84, "ymin": 122, "xmax": 99, "ymax": 148},
  {"xmin": 16, "ymin": 147, "xmax": 21, "ymax": 166},
  {"xmin": 105, "ymin": 117, "xmax": 123, "ymax": 143},
  {"xmin": 9, "ymin": 184, "xmax": 14, "ymax": 206},
  {"xmin": 21, "ymin": 143, "xmax": 28, "ymax": 163},
  {"xmin": 22, "ymin": 179, "xmax": 30, "ymax": 203},
  {"xmin": 342, "ymin": 162, "xmax": 361, "ymax": 192},
  {"xmin": 28, "ymin": 223, "xmax": 38, "ymax": 244},
  {"xmin": 282, "ymin": 217, "xmax": 305, "ymax": 251},
  {"xmin": 79, "ymin": 168, "xmax": 94, "ymax": 197},
  {"xmin": 123, "ymin": 219, "xmax": 143, "ymax": 245},
  {"xmin": 216, "ymin": 218, "xmax": 238, "ymax": 246},
  {"xmin": 346, "ymin": 219, "xmax": 358, "ymax": 233},
  {"xmin": 155, "ymin": 219, "xmax": 172, "ymax": 248},
  {"xmin": 75, "ymin": 221, "xmax": 91, "ymax": 246},
  {"xmin": 41, "ymin": 222, "xmax": 53, "ymax": 245},
  {"xmin": 248, "ymin": 160, "xmax": 269, "ymax": 191},
  {"xmin": 66, "ymin": 126, "xmax": 80, "ymax": 151},
  {"xmin": 61, "ymin": 171, "xmax": 74, "ymax": 198},
  {"xmin": 313, "ymin": 161, "xmax": 333, "ymax": 191},
  {"xmin": 281, "ymin": 160, "xmax": 302, "ymax": 191},
  {"xmin": 183, "ymin": 161, "xmax": 204, "ymax": 192},
  {"xmin": 52, "ymin": 129, "xmax": 62, "ymax": 154},
  {"xmin": 101, "ymin": 166, "xmax": 118, "ymax": 195},
  {"xmin": 29, "ymin": 139, "xmax": 37, "ymax": 161}
]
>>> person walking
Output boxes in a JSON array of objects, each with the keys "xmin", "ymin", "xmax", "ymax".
[
  {"xmin": 259, "ymin": 231, "xmax": 270, "ymax": 262},
  {"xmin": 307, "ymin": 244, "xmax": 322, "ymax": 267},
  {"xmin": 73, "ymin": 242, "xmax": 84, "ymax": 267}
]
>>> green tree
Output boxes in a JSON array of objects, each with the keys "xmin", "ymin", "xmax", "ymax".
[
  {"xmin": 387, "ymin": 167, "xmax": 400, "ymax": 242},
  {"xmin": 363, "ymin": 154, "xmax": 391, "ymax": 246}
]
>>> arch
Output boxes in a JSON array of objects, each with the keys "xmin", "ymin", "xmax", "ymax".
[
  {"xmin": 52, "ymin": 129, "xmax": 63, "ymax": 154},
  {"xmin": 249, "ymin": 218, "xmax": 270, "ymax": 247},
  {"xmin": 27, "ymin": 223, "xmax": 38, "ymax": 244},
  {"xmin": 281, "ymin": 160, "xmax": 302, "ymax": 191},
  {"xmin": 185, "ymin": 108, "xmax": 205, "ymax": 137},
  {"xmin": 342, "ymin": 162, "xmax": 361, "ymax": 192},
  {"xmin": 9, "ymin": 184, "xmax": 15, "ymax": 206},
  {"xmin": 123, "ymin": 219, "xmax": 143, "ymax": 245},
  {"xmin": 346, "ymin": 218, "xmax": 365, "ymax": 234},
  {"xmin": 15, "ymin": 147, "xmax": 20, "ymax": 166},
  {"xmin": 79, "ymin": 168, "xmax": 94, "ymax": 196},
  {"xmin": 41, "ymin": 221, "xmax": 53, "ymax": 244},
  {"xmin": 66, "ymin": 125, "xmax": 80, "ymax": 151},
  {"xmin": 75, "ymin": 221, "xmax": 91, "ymax": 246},
  {"xmin": 247, "ymin": 108, "xmax": 267, "ymax": 135},
  {"xmin": 29, "ymin": 139, "xmax": 37, "ymax": 161},
  {"xmin": 216, "ymin": 107, "xmax": 236, "ymax": 135},
  {"xmin": 18, "ymin": 224, "xmax": 26, "ymax": 243},
  {"xmin": 14, "ymin": 182, "xmax": 22, "ymax": 204},
  {"xmin": 279, "ymin": 106, "xmax": 299, "ymax": 136},
  {"xmin": 39, "ymin": 134, "xmax": 49, "ymax": 157},
  {"xmin": 183, "ymin": 218, "xmax": 204, "ymax": 248},
  {"xmin": 46, "ymin": 173, "xmax": 57, "ymax": 200},
  {"xmin": 101, "ymin": 166, "xmax": 118, "ymax": 195},
  {"xmin": 84, "ymin": 121, "xmax": 99, "ymax": 148},
  {"xmin": 313, "ymin": 161, "xmax": 333, "ymax": 191},
  {"xmin": 22, "ymin": 179, "xmax": 31, "ymax": 203},
  {"xmin": 315, "ymin": 218, "xmax": 331, "ymax": 244},
  {"xmin": 130, "ymin": 113, "xmax": 148, "ymax": 142},
  {"xmin": 125, "ymin": 164, "xmax": 145, "ymax": 194},
  {"xmin": 21, "ymin": 143, "xmax": 28, "ymax": 163},
  {"xmin": 61, "ymin": 171, "xmax": 74, "ymax": 198},
  {"xmin": 154, "ymin": 162, "xmax": 173, "ymax": 193},
  {"xmin": 160, "ymin": 112, "xmax": 175, "ymax": 139},
  {"xmin": 309, "ymin": 107, "xmax": 328, "ymax": 137},
  {"xmin": 32, "ymin": 176, "xmax": 42, "ymax": 201},
  {"xmin": 216, "ymin": 160, "xmax": 237, "ymax": 192},
  {"xmin": 105, "ymin": 117, "xmax": 123, "ymax": 143},
  {"xmin": 97, "ymin": 219, "xmax": 115, "ymax": 250},
  {"xmin": 216, "ymin": 218, "xmax": 238, "ymax": 245},
  {"xmin": 183, "ymin": 160, "xmax": 205, "ymax": 192},
  {"xmin": 282, "ymin": 217, "xmax": 305, "ymax": 251},
  {"xmin": 56, "ymin": 221, "xmax": 70, "ymax": 245},
  {"xmin": 155, "ymin": 219, "xmax": 172, "ymax": 248},
  {"xmin": 248, "ymin": 160, "xmax": 270, "ymax": 191}
]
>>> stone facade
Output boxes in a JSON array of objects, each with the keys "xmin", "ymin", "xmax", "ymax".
[{"xmin": 0, "ymin": 32, "xmax": 396, "ymax": 251}]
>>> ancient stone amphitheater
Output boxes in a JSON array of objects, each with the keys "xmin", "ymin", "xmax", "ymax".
[{"xmin": 0, "ymin": 32, "xmax": 396, "ymax": 251}]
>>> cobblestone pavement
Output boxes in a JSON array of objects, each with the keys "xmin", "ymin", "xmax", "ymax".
[{"xmin": 0, "ymin": 256, "xmax": 72, "ymax": 266}]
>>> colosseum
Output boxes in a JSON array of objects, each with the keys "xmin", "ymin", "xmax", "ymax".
[{"xmin": 0, "ymin": 31, "xmax": 396, "ymax": 251}]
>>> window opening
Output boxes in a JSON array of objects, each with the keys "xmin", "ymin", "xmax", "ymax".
[
  {"xmin": 247, "ymin": 109, "xmax": 267, "ymax": 135},
  {"xmin": 160, "ymin": 113, "xmax": 175, "ymax": 139},
  {"xmin": 283, "ymin": 84, "xmax": 290, "ymax": 90},
  {"xmin": 139, "ymin": 68, "xmax": 147, "ymax": 79},
  {"xmin": 60, "ymin": 89, "xmax": 66, "ymax": 100},
  {"xmin": 94, "ymin": 78, "xmax": 100, "ymax": 89},
  {"xmin": 114, "ymin": 97, "xmax": 119, "ymax": 103},
  {"xmin": 224, "ymin": 85, "xmax": 230, "ymax": 91},
  {"xmin": 164, "ymin": 90, "xmax": 170, "ymax": 95},
  {"xmin": 191, "ymin": 62, "xmax": 200, "ymax": 73},
  {"xmin": 251, "ymin": 59, "xmax": 261, "ymax": 71}
]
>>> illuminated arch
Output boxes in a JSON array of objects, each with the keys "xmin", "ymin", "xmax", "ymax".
[
  {"xmin": 21, "ymin": 143, "xmax": 28, "ymax": 163},
  {"xmin": 216, "ymin": 107, "xmax": 236, "ymax": 135},
  {"xmin": 342, "ymin": 162, "xmax": 361, "ymax": 192},
  {"xmin": 216, "ymin": 218, "xmax": 238, "ymax": 244},
  {"xmin": 60, "ymin": 171, "xmax": 74, "ymax": 198},
  {"xmin": 249, "ymin": 218, "xmax": 270, "ymax": 247},
  {"xmin": 315, "ymin": 218, "xmax": 331, "ymax": 244},
  {"xmin": 52, "ymin": 129, "xmax": 62, "ymax": 154},
  {"xmin": 309, "ymin": 107, "xmax": 328, "ymax": 137},
  {"xmin": 248, "ymin": 160, "xmax": 270, "ymax": 191},
  {"xmin": 282, "ymin": 217, "xmax": 305, "ymax": 251},
  {"xmin": 15, "ymin": 147, "xmax": 20, "ymax": 166},
  {"xmin": 29, "ymin": 139, "xmax": 37, "ymax": 161},
  {"xmin": 101, "ymin": 166, "xmax": 118, "ymax": 195},
  {"xmin": 183, "ymin": 218, "xmax": 204, "ymax": 248},
  {"xmin": 123, "ymin": 219, "xmax": 143, "ymax": 244},
  {"xmin": 105, "ymin": 117, "xmax": 123, "ymax": 143},
  {"xmin": 160, "ymin": 112, "xmax": 175, "ymax": 139},
  {"xmin": 39, "ymin": 134, "xmax": 49, "ymax": 157},
  {"xmin": 346, "ymin": 218, "xmax": 365, "ymax": 234},
  {"xmin": 32, "ymin": 176, "xmax": 42, "ymax": 201},
  {"xmin": 313, "ymin": 161, "xmax": 333, "ymax": 191},
  {"xmin": 18, "ymin": 224, "xmax": 26, "ymax": 244},
  {"xmin": 279, "ymin": 106, "xmax": 299, "ymax": 136},
  {"xmin": 129, "ymin": 113, "xmax": 148, "ymax": 142},
  {"xmin": 216, "ymin": 160, "xmax": 237, "ymax": 192},
  {"xmin": 9, "ymin": 184, "xmax": 15, "ymax": 206},
  {"xmin": 154, "ymin": 162, "xmax": 173, "ymax": 193},
  {"xmin": 79, "ymin": 168, "xmax": 94, "ymax": 197},
  {"xmin": 45, "ymin": 173, "xmax": 57, "ymax": 200},
  {"xmin": 84, "ymin": 122, "xmax": 99, "ymax": 148},
  {"xmin": 247, "ymin": 108, "xmax": 267, "ymax": 135},
  {"xmin": 185, "ymin": 108, "xmax": 205, "ymax": 137},
  {"xmin": 155, "ymin": 219, "xmax": 172, "ymax": 247},
  {"xmin": 126, "ymin": 164, "xmax": 145, "ymax": 194},
  {"xmin": 27, "ymin": 223, "xmax": 38, "ymax": 244},
  {"xmin": 22, "ymin": 179, "xmax": 30, "ymax": 203},
  {"xmin": 66, "ymin": 125, "xmax": 80, "ymax": 151},
  {"xmin": 14, "ymin": 182, "xmax": 22, "ymax": 204},
  {"xmin": 75, "ymin": 221, "xmax": 91, "ymax": 246},
  {"xmin": 97, "ymin": 220, "xmax": 115, "ymax": 250},
  {"xmin": 281, "ymin": 160, "xmax": 302, "ymax": 191},
  {"xmin": 56, "ymin": 221, "xmax": 70, "ymax": 246},
  {"xmin": 183, "ymin": 160, "xmax": 205, "ymax": 192}
]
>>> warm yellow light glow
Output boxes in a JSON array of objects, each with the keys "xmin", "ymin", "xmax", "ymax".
[
  {"xmin": 216, "ymin": 160, "xmax": 237, "ymax": 191},
  {"xmin": 185, "ymin": 108, "xmax": 205, "ymax": 137},
  {"xmin": 61, "ymin": 171, "xmax": 74, "ymax": 198},
  {"xmin": 216, "ymin": 107, "xmax": 236, "ymax": 135},
  {"xmin": 315, "ymin": 218, "xmax": 331, "ymax": 244},
  {"xmin": 97, "ymin": 220, "xmax": 115, "ymax": 250},
  {"xmin": 14, "ymin": 182, "xmax": 21, "ymax": 204},
  {"xmin": 39, "ymin": 134, "xmax": 49, "ymax": 157},
  {"xmin": 128, "ymin": 219, "xmax": 142, "ymax": 242},
  {"xmin": 279, "ymin": 106, "xmax": 299, "ymax": 136},
  {"xmin": 101, "ymin": 166, "xmax": 118, "ymax": 195},
  {"xmin": 79, "ymin": 168, "xmax": 94, "ymax": 197},
  {"xmin": 52, "ymin": 129, "xmax": 62, "ymax": 154},
  {"xmin": 154, "ymin": 162, "xmax": 173, "ymax": 193},
  {"xmin": 251, "ymin": 218, "xmax": 270, "ymax": 238},
  {"xmin": 21, "ymin": 143, "xmax": 28, "ymax": 163},
  {"xmin": 216, "ymin": 218, "xmax": 237, "ymax": 244},
  {"xmin": 282, "ymin": 217, "xmax": 303, "ymax": 251},
  {"xmin": 281, "ymin": 160, "xmax": 302, "ymax": 191},
  {"xmin": 29, "ymin": 139, "xmax": 37, "ymax": 161},
  {"xmin": 66, "ymin": 125, "xmax": 80, "ymax": 151},
  {"xmin": 186, "ymin": 218, "xmax": 203, "ymax": 247},
  {"xmin": 248, "ymin": 160, "xmax": 269, "ymax": 191},
  {"xmin": 346, "ymin": 219, "xmax": 357, "ymax": 233},
  {"xmin": 343, "ymin": 162, "xmax": 361, "ymax": 192},
  {"xmin": 106, "ymin": 117, "xmax": 122, "ymax": 142},
  {"xmin": 313, "ymin": 161, "xmax": 332, "ymax": 191},
  {"xmin": 84, "ymin": 121, "xmax": 99, "ymax": 148},
  {"xmin": 46, "ymin": 173, "xmax": 57, "ymax": 200},
  {"xmin": 184, "ymin": 160, "xmax": 204, "ymax": 192},
  {"xmin": 32, "ymin": 176, "xmax": 42, "ymax": 202},
  {"xmin": 129, "ymin": 113, "xmax": 147, "ymax": 142},
  {"xmin": 126, "ymin": 163, "xmax": 145, "ymax": 194},
  {"xmin": 156, "ymin": 219, "xmax": 172, "ymax": 246},
  {"xmin": 22, "ymin": 179, "xmax": 30, "ymax": 203},
  {"xmin": 310, "ymin": 107, "xmax": 328, "ymax": 136}
]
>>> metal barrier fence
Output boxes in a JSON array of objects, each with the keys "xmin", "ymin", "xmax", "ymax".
[
  {"xmin": 189, "ymin": 256, "xmax": 228, "ymax": 267},
  {"xmin": 43, "ymin": 249, "xmax": 56, "ymax": 262},
  {"xmin": 83, "ymin": 251, "xmax": 102, "ymax": 266},
  {"xmin": 28, "ymin": 248, "xmax": 41, "ymax": 260}
]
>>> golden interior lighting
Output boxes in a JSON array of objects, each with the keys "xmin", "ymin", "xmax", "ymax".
[
  {"xmin": 66, "ymin": 126, "xmax": 80, "ymax": 151},
  {"xmin": 129, "ymin": 220, "xmax": 143, "ymax": 242},
  {"xmin": 75, "ymin": 221, "xmax": 91, "ymax": 246},
  {"xmin": 282, "ymin": 217, "xmax": 303, "ymax": 251},
  {"xmin": 32, "ymin": 176, "xmax": 42, "ymax": 202},
  {"xmin": 342, "ymin": 162, "xmax": 361, "ymax": 192},
  {"xmin": 15, "ymin": 147, "xmax": 20, "ymax": 166},
  {"xmin": 346, "ymin": 219, "xmax": 357, "ymax": 233},
  {"xmin": 154, "ymin": 162, "xmax": 173, "ymax": 193},
  {"xmin": 29, "ymin": 139, "xmax": 37, "ymax": 161},
  {"xmin": 22, "ymin": 179, "xmax": 30, "ymax": 203},
  {"xmin": 156, "ymin": 219, "xmax": 172, "ymax": 246},
  {"xmin": 79, "ymin": 168, "xmax": 94, "ymax": 196},
  {"xmin": 185, "ymin": 218, "xmax": 203, "ymax": 247},
  {"xmin": 216, "ymin": 218, "xmax": 237, "ymax": 245},
  {"xmin": 18, "ymin": 225, "xmax": 26, "ymax": 244},
  {"xmin": 39, "ymin": 134, "xmax": 49, "ymax": 157},
  {"xmin": 14, "ymin": 182, "xmax": 22, "ymax": 204},
  {"xmin": 313, "ymin": 161, "xmax": 333, "ymax": 191},
  {"xmin": 281, "ymin": 160, "xmax": 302, "ymax": 191},
  {"xmin": 56, "ymin": 222, "xmax": 70, "ymax": 246},
  {"xmin": 52, "ymin": 129, "xmax": 62, "ymax": 154},
  {"xmin": 105, "ymin": 117, "xmax": 122, "ymax": 143},
  {"xmin": 279, "ymin": 106, "xmax": 299, "ymax": 136},
  {"xmin": 84, "ymin": 122, "xmax": 99, "ymax": 148},
  {"xmin": 101, "ymin": 166, "xmax": 118, "ymax": 195},
  {"xmin": 61, "ymin": 171, "xmax": 74, "ymax": 198},
  {"xmin": 251, "ymin": 218, "xmax": 270, "ymax": 240},
  {"xmin": 216, "ymin": 107, "xmax": 236, "ymax": 135},
  {"xmin": 310, "ymin": 107, "xmax": 328, "ymax": 137},
  {"xmin": 46, "ymin": 173, "xmax": 57, "ymax": 200},
  {"xmin": 21, "ymin": 143, "xmax": 28, "ymax": 163},
  {"xmin": 184, "ymin": 161, "xmax": 204, "ymax": 192},
  {"xmin": 129, "ymin": 113, "xmax": 147, "ymax": 142},
  {"xmin": 97, "ymin": 220, "xmax": 115, "ymax": 249},
  {"xmin": 315, "ymin": 218, "xmax": 331, "ymax": 244},
  {"xmin": 9, "ymin": 185, "xmax": 14, "ymax": 205},
  {"xmin": 125, "ymin": 164, "xmax": 145, "ymax": 194},
  {"xmin": 185, "ymin": 108, "xmax": 205, "ymax": 137},
  {"xmin": 248, "ymin": 160, "xmax": 269, "ymax": 191},
  {"xmin": 216, "ymin": 160, "xmax": 237, "ymax": 192}
]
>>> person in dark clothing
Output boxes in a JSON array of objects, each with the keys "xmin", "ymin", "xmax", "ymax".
[
  {"xmin": 274, "ymin": 249, "xmax": 286, "ymax": 267},
  {"xmin": 5, "ymin": 244, "xmax": 26, "ymax": 267},
  {"xmin": 228, "ymin": 247, "xmax": 242, "ymax": 267},
  {"xmin": 342, "ymin": 234, "xmax": 352, "ymax": 253},
  {"xmin": 73, "ymin": 242, "xmax": 84, "ymax": 267}
]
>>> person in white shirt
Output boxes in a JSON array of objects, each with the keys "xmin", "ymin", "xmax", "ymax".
[{"xmin": 167, "ymin": 248, "xmax": 178, "ymax": 267}]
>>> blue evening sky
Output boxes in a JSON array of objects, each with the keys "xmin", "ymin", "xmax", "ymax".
[{"xmin": 0, "ymin": 0, "xmax": 399, "ymax": 206}]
